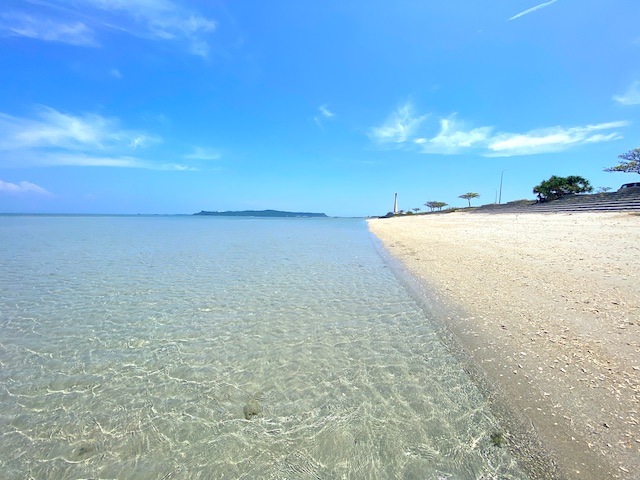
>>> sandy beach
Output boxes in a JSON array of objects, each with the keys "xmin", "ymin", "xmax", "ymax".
[{"xmin": 368, "ymin": 212, "xmax": 640, "ymax": 480}]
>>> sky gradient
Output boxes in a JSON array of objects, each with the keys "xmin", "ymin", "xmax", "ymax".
[{"xmin": 1, "ymin": 0, "xmax": 639, "ymax": 216}]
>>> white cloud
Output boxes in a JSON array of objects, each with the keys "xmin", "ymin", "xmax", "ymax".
[
  {"xmin": 0, "ymin": 12, "xmax": 98, "ymax": 46},
  {"xmin": 0, "ymin": 106, "xmax": 159, "ymax": 151},
  {"xmin": 313, "ymin": 104, "xmax": 336, "ymax": 128},
  {"xmin": 37, "ymin": 153, "xmax": 145, "ymax": 167},
  {"xmin": 368, "ymin": 102, "xmax": 428, "ymax": 144},
  {"xmin": 184, "ymin": 146, "xmax": 221, "ymax": 161},
  {"xmin": 97, "ymin": 0, "xmax": 217, "ymax": 54},
  {"xmin": 0, "ymin": 179, "xmax": 51, "ymax": 195},
  {"xmin": 6, "ymin": 152, "xmax": 195, "ymax": 170},
  {"xmin": 509, "ymin": 0, "xmax": 558, "ymax": 21},
  {"xmin": 486, "ymin": 122, "xmax": 628, "ymax": 156},
  {"xmin": 613, "ymin": 81, "xmax": 640, "ymax": 106},
  {"xmin": 2, "ymin": 0, "xmax": 217, "ymax": 56},
  {"xmin": 369, "ymin": 104, "xmax": 627, "ymax": 157},
  {"xmin": 419, "ymin": 115, "xmax": 493, "ymax": 154},
  {"xmin": 0, "ymin": 106, "xmax": 184, "ymax": 170},
  {"xmin": 319, "ymin": 105, "xmax": 334, "ymax": 118},
  {"xmin": 161, "ymin": 163, "xmax": 197, "ymax": 171},
  {"xmin": 130, "ymin": 135, "xmax": 156, "ymax": 149}
]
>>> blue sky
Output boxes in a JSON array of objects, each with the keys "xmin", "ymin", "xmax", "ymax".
[{"xmin": 1, "ymin": 0, "xmax": 639, "ymax": 216}]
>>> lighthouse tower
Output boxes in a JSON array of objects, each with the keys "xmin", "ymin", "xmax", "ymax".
[{"xmin": 393, "ymin": 193, "xmax": 398, "ymax": 214}]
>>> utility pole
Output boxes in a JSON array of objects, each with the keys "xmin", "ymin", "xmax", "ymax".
[
  {"xmin": 498, "ymin": 170, "xmax": 507, "ymax": 204},
  {"xmin": 490, "ymin": 188, "xmax": 497, "ymax": 204}
]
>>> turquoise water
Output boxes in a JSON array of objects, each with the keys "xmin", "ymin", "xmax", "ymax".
[{"xmin": 0, "ymin": 215, "xmax": 527, "ymax": 479}]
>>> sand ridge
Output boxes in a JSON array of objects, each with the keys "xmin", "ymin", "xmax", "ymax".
[{"xmin": 368, "ymin": 211, "xmax": 640, "ymax": 480}]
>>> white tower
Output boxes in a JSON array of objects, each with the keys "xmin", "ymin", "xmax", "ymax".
[{"xmin": 393, "ymin": 193, "xmax": 398, "ymax": 213}]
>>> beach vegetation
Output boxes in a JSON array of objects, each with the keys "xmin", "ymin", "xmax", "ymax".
[
  {"xmin": 532, "ymin": 175, "xmax": 593, "ymax": 202},
  {"xmin": 604, "ymin": 148, "xmax": 640, "ymax": 175},
  {"xmin": 424, "ymin": 201, "xmax": 448, "ymax": 212},
  {"xmin": 412, "ymin": 207, "xmax": 421, "ymax": 213},
  {"xmin": 459, "ymin": 192, "xmax": 480, "ymax": 207}
]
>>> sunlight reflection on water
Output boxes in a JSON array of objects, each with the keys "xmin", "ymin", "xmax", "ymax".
[{"xmin": 0, "ymin": 215, "xmax": 528, "ymax": 479}]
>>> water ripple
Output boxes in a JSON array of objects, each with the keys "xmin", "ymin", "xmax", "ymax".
[{"xmin": 0, "ymin": 216, "xmax": 528, "ymax": 479}]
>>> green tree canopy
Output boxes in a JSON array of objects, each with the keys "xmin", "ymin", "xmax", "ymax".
[
  {"xmin": 604, "ymin": 148, "xmax": 640, "ymax": 175},
  {"xmin": 533, "ymin": 175, "xmax": 593, "ymax": 202},
  {"xmin": 458, "ymin": 192, "xmax": 479, "ymax": 207},
  {"xmin": 424, "ymin": 201, "xmax": 448, "ymax": 212}
]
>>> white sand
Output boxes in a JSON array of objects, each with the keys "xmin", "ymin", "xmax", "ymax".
[{"xmin": 368, "ymin": 211, "xmax": 640, "ymax": 480}]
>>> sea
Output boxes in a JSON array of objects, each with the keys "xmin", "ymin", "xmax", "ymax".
[{"xmin": 0, "ymin": 215, "xmax": 529, "ymax": 479}]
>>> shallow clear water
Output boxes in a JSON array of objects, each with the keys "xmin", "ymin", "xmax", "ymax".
[{"xmin": 0, "ymin": 215, "xmax": 527, "ymax": 479}]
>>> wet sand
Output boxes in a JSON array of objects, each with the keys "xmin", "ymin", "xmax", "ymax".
[{"xmin": 368, "ymin": 211, "xmax": 640, "ymax": 480}]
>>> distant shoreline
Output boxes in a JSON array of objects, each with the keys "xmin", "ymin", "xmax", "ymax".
[
  {"xmin": 194, "ymin": 209, "xmax": 328, "ymax": 218},
  {"xmin": 0, "ymin": 211, "xmax": 329, "ymax": 218}
]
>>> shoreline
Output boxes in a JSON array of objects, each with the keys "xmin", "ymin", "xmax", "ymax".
[{"xmin": 368, "ymin": 211, "xmax": 640, "ymax": 480}]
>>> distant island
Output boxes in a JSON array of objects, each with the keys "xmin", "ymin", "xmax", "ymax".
[{"xmin": 194, "ymin": 210, "xmax": 328, "ymax": 218}]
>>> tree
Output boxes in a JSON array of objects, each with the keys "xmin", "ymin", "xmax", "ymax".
[
  {"xmin": 604, "ymin": 148, "xmax": 640, "ymax": 175},
  {"xmin": 532, "ymin": 175, "xmax": 593, "ymax": 202},
  {"xmin": 459, "ymin": 192, "xmax": 480, "ymax": 207},
  {"xmin": 424, "ymin": 201, "xmax": 447, "ymax": 212},
  {"xmin": 412, "ymin": 207, "xmax": 421, "ymax": 213}
]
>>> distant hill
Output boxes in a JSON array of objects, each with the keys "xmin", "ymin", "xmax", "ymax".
[{"xmin": 194, "ymin": 210, "xmax": 328, "ymax": 218}]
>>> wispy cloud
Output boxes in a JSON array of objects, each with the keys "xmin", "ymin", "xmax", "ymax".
[
  {"xmin": 486, "ymin": 122, "xmax": 628, "ymax": 156},
  {"xmin": 368, "ymin": 102, "xmax": 428, "ymax": 144},
  {"xmin": 369, "ymin": 104, "xmax": 627, "ymax": 157},
  {"xmin": 0, "ymin": 106, "xmax": 159, "ymax": 151},
  {"xmin": 184, "ymin": 146, "xmax": 221, "ymax": 161},
  {"xmin": 509, "ymin": 0, "xmax": 558, "ymax": 21},
  {"xmin": 613, "ymin": 81, "xmax": 640, "ymax": 106},
  {"xmin": 319, "ymin": 105, "xmax": 334, "ymax": 118},
  {"xmin": 99, "ymin": 1, "xmax": 217, "ymax": 56},
  {"xmin": 314, "ymin": 104, "xmax": 336, "ymax": 128},
  {"xmin": 2, "ymin": 151, "xmax": 194, "ymax": 170},
  {"xmin": 0, "ymin": 179, "xmax": 51, "ymax": 195},
  {"xmin": 2, "ymin": 0, "xmax": 217, "ymax": 56},
  {"xmin": 416, "ymin": 115, "xmax": 493, "ymax": 154},
  {"xmin": 0, "ymin": 12, "xmax": 98, "ymax": 46},
  {"xmin": 0, "ymin": 106, "xmax": 194, "ymax": 170}
]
